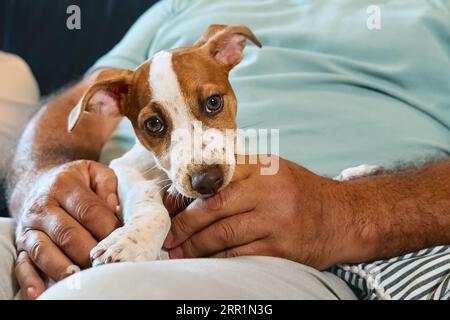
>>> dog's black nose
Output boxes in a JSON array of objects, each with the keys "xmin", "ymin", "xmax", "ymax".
[{"xmin": 191, "ymin": 167, "xmax": 224, "ymax": 195}]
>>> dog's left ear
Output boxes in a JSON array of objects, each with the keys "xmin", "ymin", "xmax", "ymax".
[
  {"xmin": 68, "ymin": 68, "xmax": 134, "ymax": 132},
  {"xmin": 196, "ymin": 24, "xmax": 262, "ymax": 70}
]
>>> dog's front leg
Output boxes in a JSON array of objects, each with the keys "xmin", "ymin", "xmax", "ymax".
[{"xmin": 90, "ymin": 143, "xmax": 171, "ymax": 266}]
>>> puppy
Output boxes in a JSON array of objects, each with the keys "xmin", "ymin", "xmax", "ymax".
[{"xmin": 68, "ymin": 25, "xmax": 262, "ymax": 266}]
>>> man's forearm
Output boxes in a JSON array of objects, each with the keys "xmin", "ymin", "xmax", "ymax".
[
  {"xmin": 8, "ymin": 71, "xmax": 118, "ymax": 214},
  {"xmin": 339, "ymin": 160, "xmax": 450, "ymax": 263}
]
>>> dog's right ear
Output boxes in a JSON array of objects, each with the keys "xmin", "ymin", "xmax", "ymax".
[
  {"xmin": 195, "ymin": 24, "xmax": 262, "ymax": 71},
  {"xmin": 68, "ymin": 68, "xmax": 134, "ymax": 132}
]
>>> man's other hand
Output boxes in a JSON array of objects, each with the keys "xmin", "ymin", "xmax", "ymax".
[{"xmin": 14, "ymin": 160, "xmax": 121, "ymax": 299}]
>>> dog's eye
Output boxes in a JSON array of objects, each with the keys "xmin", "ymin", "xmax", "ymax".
[
  {"xmin": 205, "ymin": 95, "xmax": 223, "ymax": 115},
  {"xmin": 145, "ymin": 116, "xmax": 166, "ymax": 136}
]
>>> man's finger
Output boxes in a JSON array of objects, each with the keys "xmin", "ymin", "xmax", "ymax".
[
  {"xmin": 88, "ymin": 161, "xmax": 119, "ymax": 211},
  {"xmin": 169, "ymin": 211, "xmax": 270, "ymax": 258},
  {"xmin": 164, "ymin": 178, "xmax": 260, "ymax": 249},
  {"xmin": 21, "ymin": 229, "xmax": 77, "ymax": 282},
  {"xmin": 210, "ymin": 240, "xmax": 272, "ymax": 259},
  {"xmin": 24, "ymin": 206, "xmax": 97, "ymax": 268},
  {"xmin": 15, "ymin": 251, "xmax": 46, "ymax": 300},
  {"xmin": 57, "ymin": 183, "xmax": 121, "ymax": 241}
]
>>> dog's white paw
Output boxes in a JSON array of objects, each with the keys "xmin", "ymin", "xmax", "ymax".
[
  {"xmin": 334, "ymin": 164, "xmax": 382, "ymax": 181},
  {"xmin": 90, "ymin": 227, "xmax": 159, "ymax": 267}
]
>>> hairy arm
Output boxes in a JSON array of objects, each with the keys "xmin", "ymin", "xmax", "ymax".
[
  {"xmin": 340, "ymin": 160, "xmax": 450, "ymax": 264},
  {"xmin": 8, "ymin": 70, "xmax": 119, "ymax": 212}
]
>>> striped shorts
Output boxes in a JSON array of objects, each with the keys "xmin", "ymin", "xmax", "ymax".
[{"xmin": 332, "ymin": 246, "xmax": 450, "ymax": 300}]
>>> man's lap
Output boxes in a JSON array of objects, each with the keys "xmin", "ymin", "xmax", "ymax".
[
  {"xmin": 41, "ymin": 258, "xmax": 356, "ymax": 300},
  {"xmin": 0, "ymin": 218, "xmax": 356, "ymax": 300}
]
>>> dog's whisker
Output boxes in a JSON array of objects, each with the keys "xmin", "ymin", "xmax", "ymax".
[
  {"xmin": 175, "ymin": 192, "xmax": 182, "ymax": 210},
  {"xmin": 168, "ymin": 188, "xmax": 176, "ymax": 197},
  {"xmin": 142, "ymin": 164, "xmax": 159, "ymax": 175},
  {"xmin": 161, "ymin": 183, "xmax": 172, "ymax": 191},
  {"xmin": 179, "ymin": 195, "xmax": 186, "ymax": 210},
  {"xmin": 157, "ymin": 178, "xmax": 172, "ymax": 184},
  {"xmin": 155, "ymin": 182, "xmax": 173, "ymax": 196}
]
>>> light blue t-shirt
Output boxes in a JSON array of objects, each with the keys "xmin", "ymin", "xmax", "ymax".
[{"xmin": 95, "ymin": 0, "xmax": 450, "ymax": 176}]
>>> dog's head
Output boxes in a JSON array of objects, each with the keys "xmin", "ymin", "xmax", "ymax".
[{"xmin": 68, "ymin": 25, "xmax": 262, "ymax": 198}]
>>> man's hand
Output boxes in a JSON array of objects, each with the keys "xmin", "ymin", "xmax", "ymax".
[
  {"xmin": 164, "ymin": 156, "xmax": 450, "ymax": 270},
  {"xmin": 163, "ymin": 157, "xmax": 348, "ymax": 270},
  {"xmin": 14, "ymin": 160, "xmax": 121, "ymax": 299}
]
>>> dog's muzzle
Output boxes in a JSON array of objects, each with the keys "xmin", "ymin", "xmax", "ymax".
[{"xmin": 190, "ymin": 166, "xmax": 224, "ymax": 195}]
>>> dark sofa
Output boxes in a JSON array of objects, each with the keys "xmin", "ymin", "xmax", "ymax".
[
  {"xmin": 0, "ymin": 0, "xmax": 158, "ymax": 216},
  {"xmin": 0, "ymin": 0, "xmax": 157, "ymax": 95}
]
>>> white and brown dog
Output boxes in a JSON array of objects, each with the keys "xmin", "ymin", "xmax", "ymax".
[
  {"xmin": 68, "ymin": 25, "xmax": 262, "ymax": 266},
  {"xmin": 68, "ymin": 24, "xmax": 380, "ymax": 266}
]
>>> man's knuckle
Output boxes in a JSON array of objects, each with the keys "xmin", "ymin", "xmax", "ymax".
[
  {"xmin": 22, "ymin": 202, "xmax": 58, "ymax": 237},
  {"xmin": 61, "ymin": 160, "xmax": 91, "ymax": 178},
  {"xmin": 208, "ymin": 189, "xmax": 228, "ymax": 211},
  {"xmin": 28, "ymin": 239, "xmax": 46, "ymax": 261},
  {"xmin": 16, "ymin": 227, "xmax": 32, "ymax": 249},
  {"xmin": 27, "ymin": 205, "xmax": 45, "ymax": 220},
  {"xmin": 224, "ymin": 249, "xmax": 240, "ymax": 258},
  {"xmin": 182, "ymin": 240, "xmax": 195, "ymax": 257},
  {"xmin": 72, "ymin": 159, "xmax": 91, "ymax": 168},
  {"xmin": 217, "ymin": 191, "xmax": 228, "ymax": 208},
  {"xmin": 97, "ymin": 173, "xmax": 117, "ymax": 190},
  {"xmin": 15, "ymin": 252, "xmax": 28, "ymax": 268},
  {"xmin": 216, "ymin": 221, "xmax": 235, "ymax": 244},
  {"xmin": 104, "ymin": 166, "xmax": 116, "ymax": 177},
  {"xmin": 54, "ymin": 224, "xmax": 77, "ymax": 249},
  {"xmin": 56, "ymin": 167, "xmax": 73, "ymax": 179},
  {"xmin": 76, "ymin": 201, "xmax": 99, "ymax": 223},
  {"xmin": 15, "ymin": 259, "xmax": 27, "ymax": 276},
  {"xmin": 28, "ymin": 195, "xmax": 52, "ymax": 215}
]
